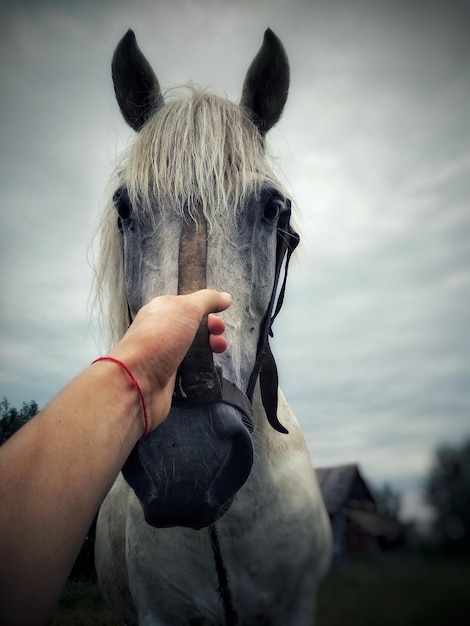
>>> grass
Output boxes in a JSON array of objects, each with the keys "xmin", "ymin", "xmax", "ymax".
[
  {"xmin": 52, "ymin": 581, "xmax": 122, "ymax": 626},
  {"xmin": 53, "ymin": 554, "xmax": 470, "ymax": 625},
  {"xmin": 317, "ymin": 553, "xmax": 470, "ymax": 626}
]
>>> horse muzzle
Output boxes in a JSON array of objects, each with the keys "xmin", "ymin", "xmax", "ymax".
[
  {"xmin": 122, "ymin": 400, "xmax": 253, "ymax": 529},
  {"xmin": 122, "ymin": 319, "xmax": 255, "ymax": 530},
  {"xmin": 119, "ymin": 201, "xmax": 298, "ymax": 529}
]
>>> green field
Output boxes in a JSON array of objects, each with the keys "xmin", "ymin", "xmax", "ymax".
[
  {"xmin": 317, "ymin": 554, "xmax": 470, "ymax": 626},
  {"xmin": 53, "ymin": 554, "xmax": 470, "ymax": 625}
]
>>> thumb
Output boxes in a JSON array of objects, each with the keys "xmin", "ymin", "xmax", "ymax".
[{"xmin": 184, "ymin": 289, "xmax": 232, "ymax": 317}]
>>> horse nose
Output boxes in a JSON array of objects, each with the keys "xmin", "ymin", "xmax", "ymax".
[{"xmin": 121, "ymin": 402, "xmax": 254, "ymax": 530}]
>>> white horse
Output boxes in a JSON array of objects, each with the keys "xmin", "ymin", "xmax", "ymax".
[{"xmin": 95, "ymin": 28, "xmax": 332, "ymax": 625}]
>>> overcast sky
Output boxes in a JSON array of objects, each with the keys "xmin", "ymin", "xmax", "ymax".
[{"xmin": 1, "ymin": 0, "xmax": 469, "ymax": 523}]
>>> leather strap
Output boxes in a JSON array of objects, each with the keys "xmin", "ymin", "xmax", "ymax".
[
  {"xmin": 173, "ymin": 211, "xmax": 254, "ymax": 432},
  {"xmin": 246, "ymin": 205, "xmax": 298, "ymax": 395},
  {"xmin": 117, "ymin": 189, "xmax": 298, "ymax": 435}
]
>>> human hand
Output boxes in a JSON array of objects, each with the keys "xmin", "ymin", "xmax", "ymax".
[{"xmin": 108, "ymin": 290, "xmax": 232, "ymax": 431}]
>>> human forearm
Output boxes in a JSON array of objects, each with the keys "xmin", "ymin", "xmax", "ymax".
[
  {"xmin": 0, "ymin": 290, "xmax": 231, "ymax": 624},
  {"xmin": 0, "ymin": 362, "xmax": 142, "ymax": 625}
]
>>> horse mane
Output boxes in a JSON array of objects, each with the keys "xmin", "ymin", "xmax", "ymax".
[{"xmin": 93, "ymin": 87, "xmax": 283, "ymax": 347}]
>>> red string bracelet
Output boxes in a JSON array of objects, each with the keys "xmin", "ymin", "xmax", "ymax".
[{"xmin": 91, "ymin": 356, "xmax": 149, "ymax": 438}]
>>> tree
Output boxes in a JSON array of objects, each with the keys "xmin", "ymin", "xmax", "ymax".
[
  {"xmin": 373, "ymin": 482, "xmax": 401, "ymax": 523},
  {"xmin": 0, "ymin": 397, "xmax": 97, "ymax": 581},
  {"xmin": 372, "ymin": 482, "xmax": 404, "ymax": 549},
  {"xmin": 0, "ymin": 398, "xmax": 39, "ymax": 445},
  {"xmin": 425, "ymin": 439, "xmax": 470, "ymax": 553}
]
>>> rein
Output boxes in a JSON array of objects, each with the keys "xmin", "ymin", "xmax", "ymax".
[{"xmin": 209, "ymin": 525, "xmax": 238, "ymax": 626}]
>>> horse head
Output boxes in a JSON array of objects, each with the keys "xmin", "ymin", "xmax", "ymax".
[{"xmin": 102, "ymin": 29, "xmax": 299, "ymax": 530}]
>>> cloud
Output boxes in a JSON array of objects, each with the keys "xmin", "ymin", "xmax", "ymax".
[
  {"xmin": 267, "ymin": 2, "xmax": 470, "ymax": 521},
  {"xmin": 1, "ymin": 0, "xmax": 469, "ymax": 524}
]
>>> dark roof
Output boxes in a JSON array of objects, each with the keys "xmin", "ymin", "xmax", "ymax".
[{"xmin": 315, "ymin": 464, "xmax": 376, "ymax": 515}]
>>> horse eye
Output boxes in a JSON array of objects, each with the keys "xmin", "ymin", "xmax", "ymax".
[
  {"xmin": 263, "ymin": 199, "xmax": 280, "ymax": 221},
  {"xmin": 113, "ymin": 187, "xmax": 132, "ymax": 220}
]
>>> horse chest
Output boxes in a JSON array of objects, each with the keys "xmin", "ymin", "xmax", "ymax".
[{"xmin": 122, "ymin": 489, "xmax": 314, "ymax": 619}]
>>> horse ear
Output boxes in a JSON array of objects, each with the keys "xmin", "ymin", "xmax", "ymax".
[
  {"xmin": 112, "ymin": 29, "xmax": 164, "ymax": 132},
  {"xmin": 241, "ymin": 28, "xmax": 290, "ymax": 134}
]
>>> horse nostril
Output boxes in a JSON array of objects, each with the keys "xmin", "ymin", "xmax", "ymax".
[{"xmin": 122, "ymin": 403, "xmax": 254, "ymax": 530}]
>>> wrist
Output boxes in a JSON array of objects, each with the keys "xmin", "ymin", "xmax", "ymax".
[
  {"xmin": 90, "ymin": 357, "xmax": 148, "ymax": 439},
  {"xmin": 107, "ymin": 344, "xmax": 173, "ymax": 433}
]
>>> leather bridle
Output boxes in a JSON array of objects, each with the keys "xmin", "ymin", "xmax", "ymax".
[
  {"xmin": 116, "ymin": 189, "xmax": 299, "ymax": 433},
  {"xmin": 168, "ymin": 198, "xmax": 299, "ymax": 434}
]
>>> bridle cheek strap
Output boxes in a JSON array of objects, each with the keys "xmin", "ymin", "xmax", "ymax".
[{"xmin": 246, "ymin": 204, "xmax": 300, "ymax": 433}]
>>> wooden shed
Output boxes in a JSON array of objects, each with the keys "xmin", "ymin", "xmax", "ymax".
[{"xmin": 316, "ymin": 464, "xmax": 397, "ymax": 561}]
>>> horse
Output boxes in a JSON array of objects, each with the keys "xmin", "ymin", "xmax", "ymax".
[{"xmin": 94, "ymin": 28, "xmax": 332, "ymax": 625}]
